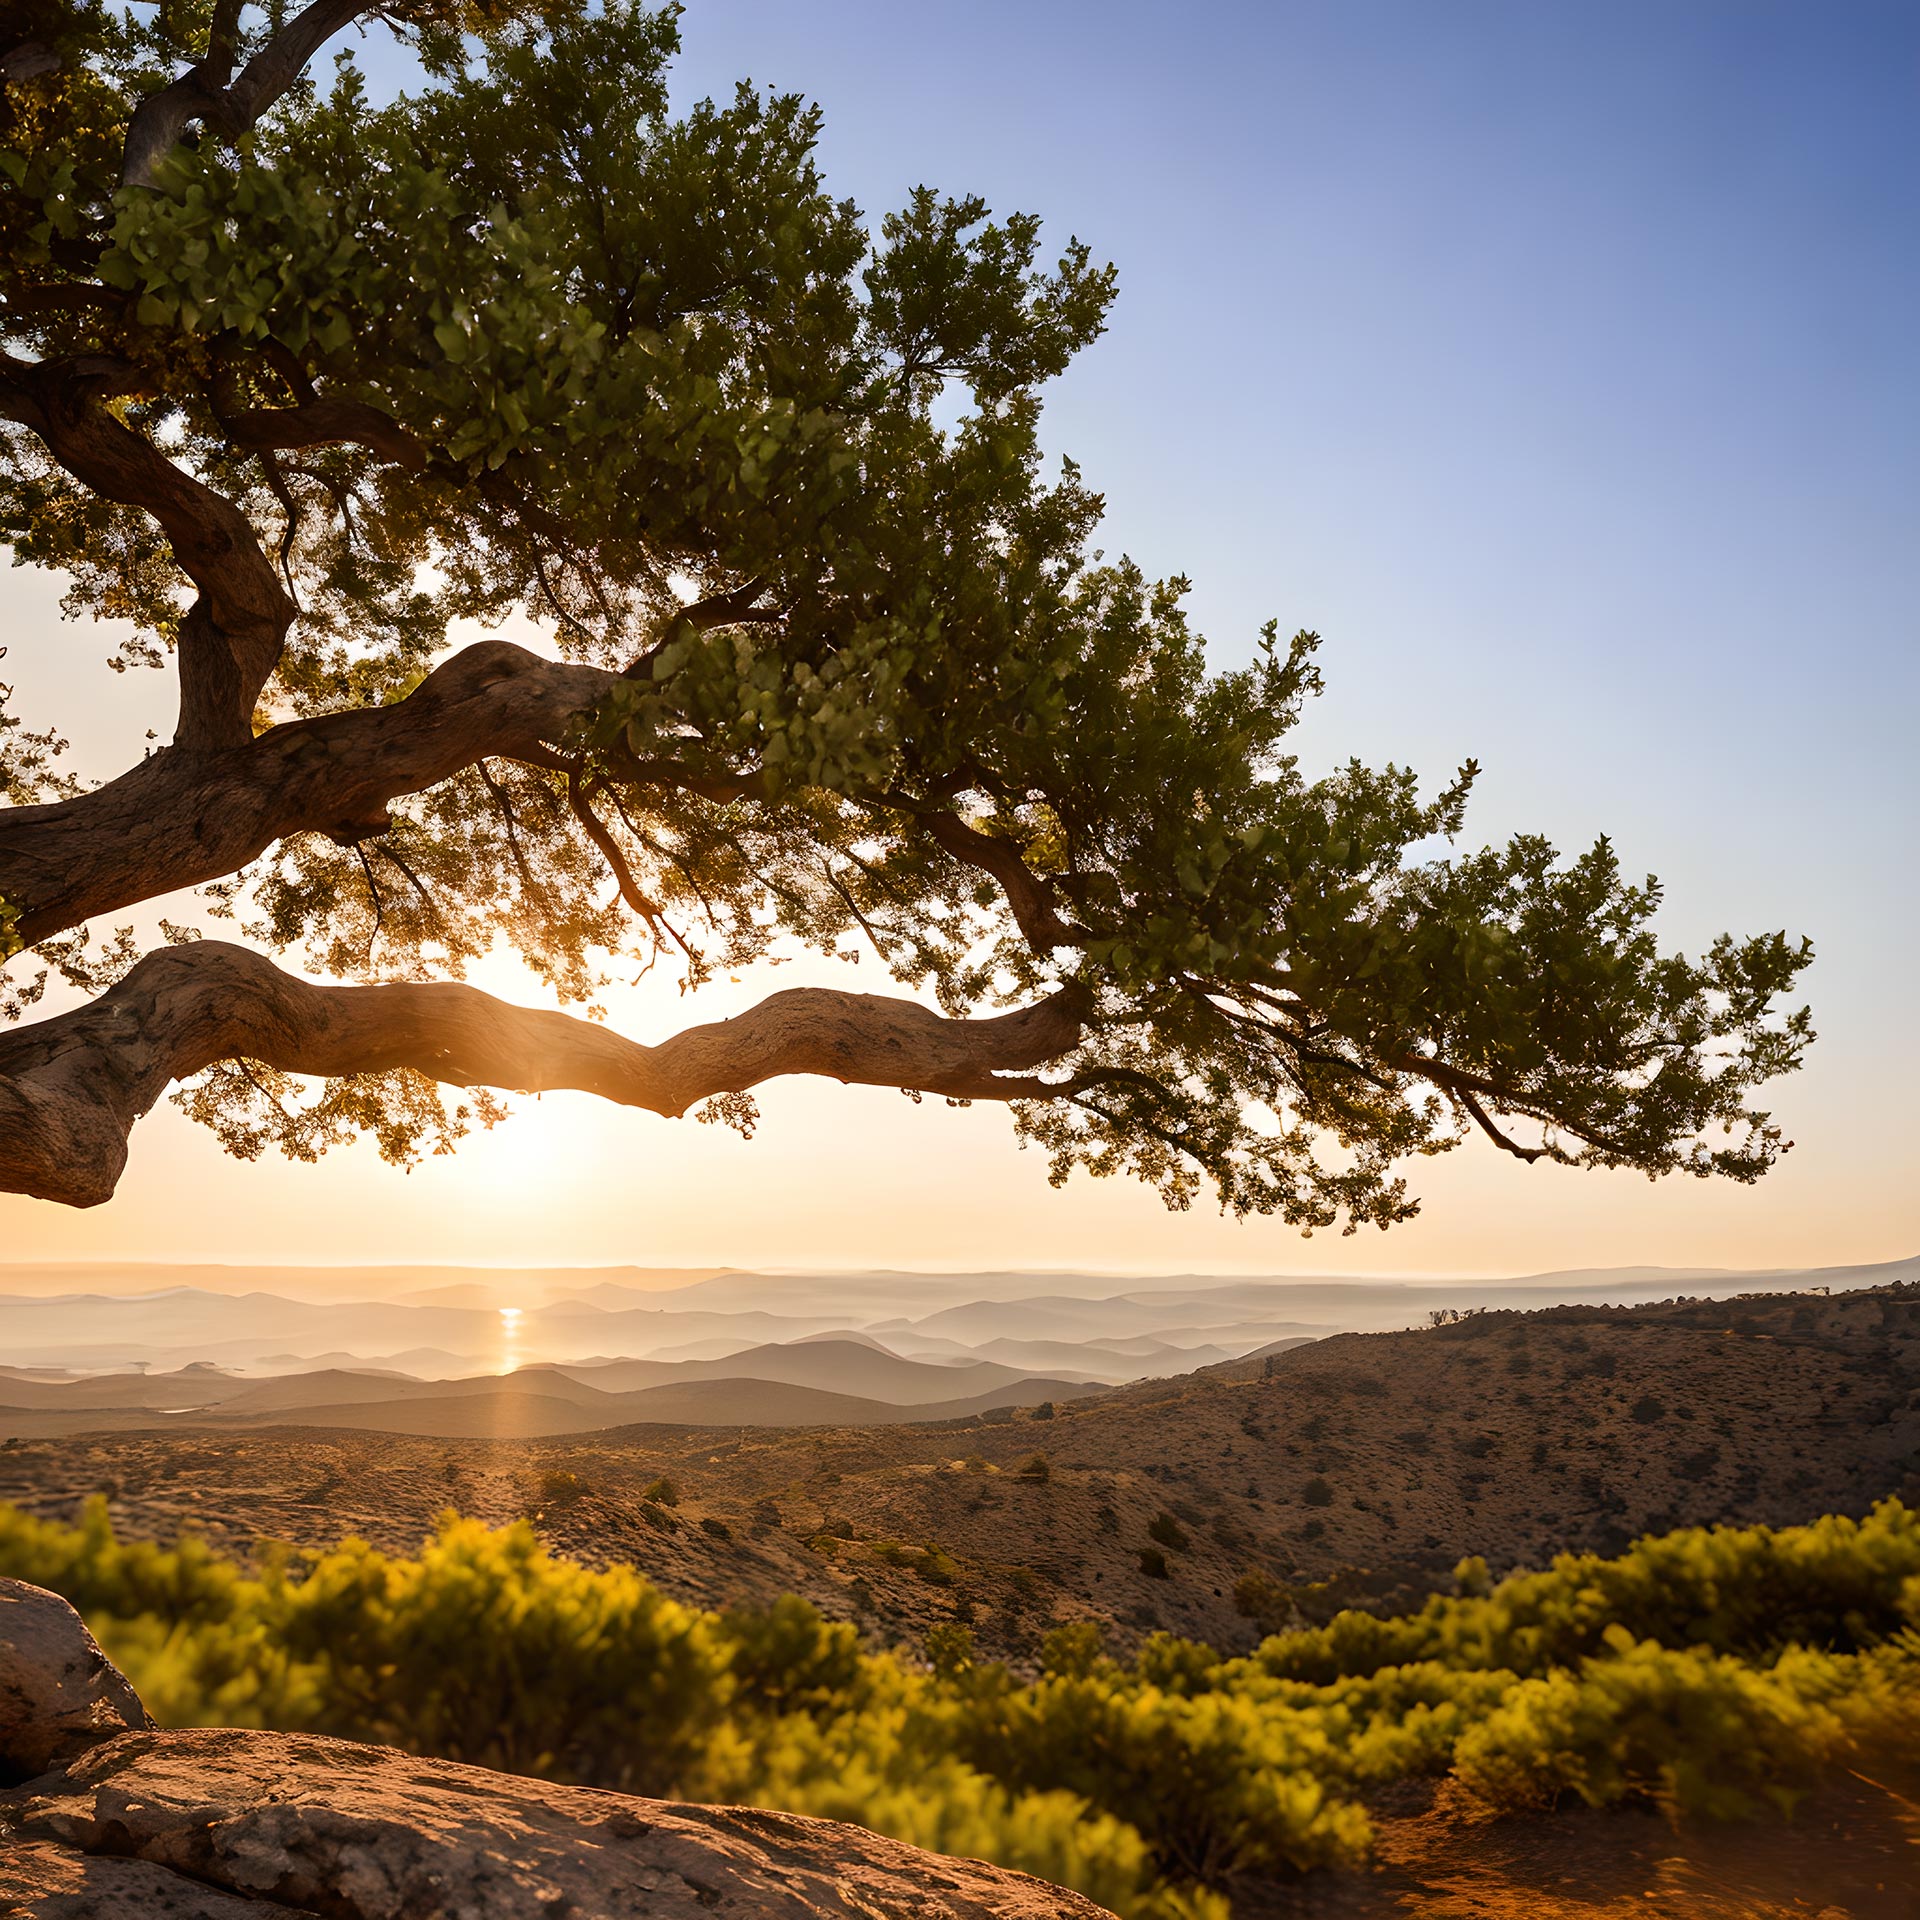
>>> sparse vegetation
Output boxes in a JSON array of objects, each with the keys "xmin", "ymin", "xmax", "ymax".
[
  {"xmin": 1301, "ymin": 1477, "xmax": 1334, "ymax": 1508},
  {"xmin": 6, "ymin": 1498, "xmax": 1918, "ymax": 1916}
]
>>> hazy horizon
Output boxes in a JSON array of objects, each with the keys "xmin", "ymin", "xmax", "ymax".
[{"xmin": 2, "ymin": 1249, "xmax": 1911, "ymax": 1303}]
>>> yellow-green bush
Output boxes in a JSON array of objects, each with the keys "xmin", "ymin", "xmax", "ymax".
[{"xmin": 5, "ymin": 1496, "xmax": 1919, "ymax": 1916}]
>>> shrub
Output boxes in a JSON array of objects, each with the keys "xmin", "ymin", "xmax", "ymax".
[
  {"xmin": 1300, "ymin": 1478, "xmax": 1333, "ymax": 1509},
  {"xmin": 1042, "ymin": 1620, "xmax": 1108, "ymax": 1679},
  {"xmin": 1016, "ymin": 1453, "xmax": 1051, "ymax": 1483},
  {"xmin": 1232, "ymin": 1571, "xmax": 1293, "ymax": 1637},
  {"xmin": 11, "ymin": 1497, "xmax": 1920, "ymax": 1920},
  {"xmin": 642, "ymin": 1477, "xmax": 681, "ymax": 1507},
  {"xmin": 926, "ymin": 1623, "xmax": 976, "ymax": 1679},
  {"xmin": 698, "ymin": 1515, "xmax": 733, "ymax": 1540},
  {"xmin": 1148, "ymin": 1514, "xmax": 1191, "ymax": 1553},
  {"xmin": 1453, "ymin": 1628, "xmax": 1861, "ymax": 1819}
]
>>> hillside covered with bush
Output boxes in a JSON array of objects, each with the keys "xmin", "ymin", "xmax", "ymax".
[
  {"xmin": 4, "ymin": 1497, "xmax": 1918, "ymax": 1918},
  {"xmin": 7, "ymin": 1281, "xmax": 1917, "ymax": 1663}
]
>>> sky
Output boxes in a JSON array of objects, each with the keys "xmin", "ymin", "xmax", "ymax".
[{"xmin": 1, "ymin": 1, "xmax": 1914, "ymax": 1276}]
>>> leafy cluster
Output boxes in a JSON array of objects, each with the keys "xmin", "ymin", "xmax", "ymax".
[
  {"xmin": 5, "ymin": 1498, "xmax": 1918, "ymax": 1916},
  {"xmin": 1, "ymin": 1, "xmax": 1813, "ymax": 1218}
]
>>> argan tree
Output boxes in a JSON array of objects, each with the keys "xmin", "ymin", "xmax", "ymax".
[{"xmin": 0, "ymin": 2, "xmax": 1811, "ymax": 1216}]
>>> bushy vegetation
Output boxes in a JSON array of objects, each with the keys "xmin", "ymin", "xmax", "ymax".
[{"xmin": 4, "ymin": 1499, "xmax": 1918, "ymax": 1915}]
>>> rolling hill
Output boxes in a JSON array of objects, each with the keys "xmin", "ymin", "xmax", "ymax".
[{"xmin": 4, "ymin": 1279, "xmax": 1915, "ymax": 1663}]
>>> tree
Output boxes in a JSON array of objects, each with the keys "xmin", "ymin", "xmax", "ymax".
[{"xmin": 0, "ymin": 2, "xmax": 1812, "ymax": 1219}]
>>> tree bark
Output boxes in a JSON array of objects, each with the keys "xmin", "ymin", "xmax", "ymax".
[
  {"xmin": 0, "ymin": 642, "xmax": 614, "ymax": 943},
  {"xmin": 0, "ymin": 942, "xmax": 1085, "ymax": 1207}
]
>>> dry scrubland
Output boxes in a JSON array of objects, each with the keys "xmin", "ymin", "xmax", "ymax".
[{"xmin": 5, "ymin": 1285, "xmax": 1917, "ymax": 1663}]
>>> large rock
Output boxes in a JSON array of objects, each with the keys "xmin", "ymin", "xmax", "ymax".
[
  {"xmin": 0, "ymin": 1580, "xmax": 1117, "ymax": 1919},
  {"xmin": 0, "ymin": 1579, "xmax": 151, "ymax": 1784}
]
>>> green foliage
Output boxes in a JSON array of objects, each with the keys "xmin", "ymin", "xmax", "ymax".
[
  {"xmin": 5, "ymin": 1499, "xmax": 1918, "ymax": 1912},
  {"xmin": 1, "ymin": 1, "xmax": 1815, "ymax": 1225},
  {"xmin": 1450, "ymin": 1628, "xmax": 1896, "ymax": 1819},
  {"xmin": 1015, "ymin": 1451, "xmax": 1051, "ymax": 1483}
]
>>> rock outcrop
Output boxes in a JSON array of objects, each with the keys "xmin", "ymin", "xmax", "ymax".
[
  {"xmin": 0, "ymin": 1577, "xmax": 152, "ymax": 1784},
  {"xmin": 0, "ymin": 1581, "xmax": 1115, "ymax": 1919}
]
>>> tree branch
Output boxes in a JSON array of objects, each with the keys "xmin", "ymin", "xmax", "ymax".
[
  {"xmin": 219, "ymin": 396, "xmax": 430, "ymax": 471},
  {"xmin": 905, "ymin": 806, "xmax": 1081, "ymax": 952},
  {"xmin": 121, "ymin": 0, "xmax": 373, "ymax": 189},
  {"xmin": 0, "ymin": 943, "xmax": 1086, "ymax": 1207},
  {"xmin": 1, "ymin": 41, "xmax": 63, "ymax": 87},
  {"xmin": 0, "ymin": 641, "xmax": 614, "ymax": 943},
  {"xmin": 1, "ymin": 352, "xmax": 295, "ymax": 748}
]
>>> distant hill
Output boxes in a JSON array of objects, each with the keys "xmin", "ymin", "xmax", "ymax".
[
  {"xmin": 0, "ymin": 1356, "xmax": 1100, "ymax": 1439},
  {"xmin": 5, "ymin": 1256, "xmax": 1913, "ymax": 1380},
  {"xmin": 557, "ymin": 1339, "xmax": 1100, "ymax": 1403},
  {"xmin": 6, "ymin": 1281, "xmax": 1916, "ymax": 1664}
]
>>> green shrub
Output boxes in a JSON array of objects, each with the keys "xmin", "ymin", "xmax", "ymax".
[
  {"xmin": 9, "ymin": 1497, "xmax": 1920, "ymax": 1920},
  {"xmin": 1452, "ymin": 1628, "xmax": 1866, "ymax": 1819}
]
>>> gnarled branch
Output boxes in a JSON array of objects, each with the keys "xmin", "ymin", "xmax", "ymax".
[
  {"xmin": 1, "ymin": 352, "xmax": 295, "ymax": 748},
  {"xmin": 0, "ymin": 641, "xmax": 616, "ymax": 942},
  {"xmin": 0, "ymin": 942, "xmax": 1086, "ymax": 1207},
  {"xmin": 120, "ymin": 0, "xmax": 373, "ymax": 189}
]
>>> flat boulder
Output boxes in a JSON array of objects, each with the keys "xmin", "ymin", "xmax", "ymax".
[{"xmin": 2, "ymin": 1724, "xmax": 1119, "ymax": 1918}]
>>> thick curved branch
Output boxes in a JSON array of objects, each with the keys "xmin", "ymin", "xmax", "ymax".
[
  {"xmin": 0, "ymin": 641, "xmax": 614, "ymax": 941},
  {"xmin": 0, "ymin": 943, "xmax": 1086, "ymax": 1207},
  {"xmin": 0, "ymin": 635, "xmax": 1105, "ymax": 973},
  {"xmin": 1, "ymin": 40, "xmax": 63, "ymax": 86}
]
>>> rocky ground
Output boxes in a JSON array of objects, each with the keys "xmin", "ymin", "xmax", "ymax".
[
  {"xmin": 0, "ymin": 1577, "xmax": 1111, "ymax": 1918},
  {"xmin": 3, "ymin": 1284, "xmax": 1916, "ymax": 1662}
]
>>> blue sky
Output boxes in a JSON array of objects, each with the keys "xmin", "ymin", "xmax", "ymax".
[
  {"xmin": 2, "ymin": 1, "xmax": 1913, "ymax": 1272},
  {"xmin": 657, "ymin": 0, "xmax": 1920, "ymax": 1265}
]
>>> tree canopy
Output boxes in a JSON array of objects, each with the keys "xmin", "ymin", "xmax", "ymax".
[{"xmin": 0, "ymin": 1, "xmax": 1812, "ymax": 1218}]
